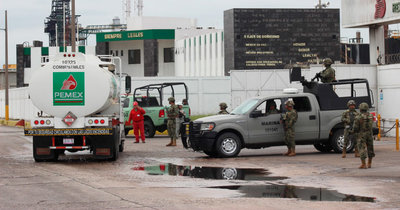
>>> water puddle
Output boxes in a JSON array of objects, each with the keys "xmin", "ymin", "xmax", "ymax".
[
  {"xmin": 132, "ymin": 163, "xmax": 287, "ymax": 181},
  {"xmin": 210, "ymin": 185, "xmax": 375, "ymax": 202}
]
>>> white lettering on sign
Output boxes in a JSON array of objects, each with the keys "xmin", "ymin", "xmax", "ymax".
[{"xmin": 54, "ymin": 92, "xmax": 83, "ymax": 99}]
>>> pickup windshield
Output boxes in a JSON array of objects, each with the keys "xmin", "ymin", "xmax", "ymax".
[{"xmin": 231, "ymin": 98, "xmax": 259, "ymax": 115}]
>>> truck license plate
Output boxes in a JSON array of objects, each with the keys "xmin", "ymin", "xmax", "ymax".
[{"xmin": 63, "ymin": 138, "xmax": 74, "ymax": 145}]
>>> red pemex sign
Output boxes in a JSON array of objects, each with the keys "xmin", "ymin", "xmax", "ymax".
[{"xmin": 375, "ymin": 0, "xmax": 386, "ymax": 19}]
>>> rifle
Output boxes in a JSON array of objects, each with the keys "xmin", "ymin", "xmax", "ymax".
[
  {"xmin": 280, "ymin": 113, "xmax": 287, "ymax": 131},
  {"xmin": 311, "ymin": 73, "xmax": 321, "ymax": 82}
]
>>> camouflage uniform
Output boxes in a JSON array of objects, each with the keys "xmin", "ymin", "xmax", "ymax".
[
  {"xmin": 166, "ymin": 97, "xmax": 179, "ymax": 146},
  {"xmin": 167, "ymin": 104, "xmax": 179, "ymax": 138},
  {"xmin": 283, "ymin": 101, "xmax": 298, "ymax": 152},
  {"xmin": 319, "ymin": 58, "xmax": 336, "ymax": 83},
  {"xmin": 341, "ymin": 100, "xmax": 359, "ymax": 157},
  {"xmin": 218, "ymin": 102, "xmax": 229, "ymax": 115},
  {"xmin": 267, "ymin": 109, "xmax": 279, "ymax": 115},
  {"xmin": 352, "ymin": 103, "xmax": 375, "ymax": 168}
]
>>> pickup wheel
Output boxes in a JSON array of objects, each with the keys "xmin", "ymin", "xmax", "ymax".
[
  {"xmin": 331, "ymin": 129, "xmax": 354, "ymax": 153},
  {"xmin": 144, "ymin": 120, "xmax": 156, "ymax": 138},
  {"xmin": 313, "ymin": 142, "xmax": 333, "ymax": 153},
  {"xmin": 124, "ymin": 128, "xmax": 131, "ymax": 137},
  {"xmin": 216, "ymin": 132, "xmax": 241, "ymax": 158}
]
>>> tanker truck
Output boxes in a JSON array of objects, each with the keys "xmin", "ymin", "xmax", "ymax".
[{"xmin": 24, "ymin": 52, "xmax": 130, "ymax": 161}]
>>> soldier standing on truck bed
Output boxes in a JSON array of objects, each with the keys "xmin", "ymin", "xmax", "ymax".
[
  {"xmin": 166, "ymin": 97, "xmax": 179, "ymax": 147},
  {"xmin": 341, "ymin": 100, "xmax": 359, "ymax": 158},
  {"xmin": 315, "ymin": 58, "xmax": 336, "ymax": 83},
  {"xmin": 282, "ymin": 100, "xmax": 298, "ymax": 157},
  {"xmin": 352, "ymin": 102, "xmax": 375, "ymax": 169}
]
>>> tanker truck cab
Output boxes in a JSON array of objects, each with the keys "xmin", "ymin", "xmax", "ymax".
[
  {"xmin": 25, "ymin": 52, "xmax": 130, "ymax": 162},
  {"xmin": 188, "ymin": 71, "xmax": 376, "ymax": 158}
]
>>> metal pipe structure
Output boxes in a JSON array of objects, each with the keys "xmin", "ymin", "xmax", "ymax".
[
  {"xmin": 71, "ymin": 0, "xmax": 76, "ymax": 52},
  {"xmin": 4, "ymin": 10, "xmax": 9, "ymax": 121}
]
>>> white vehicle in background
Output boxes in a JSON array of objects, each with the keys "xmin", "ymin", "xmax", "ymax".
[{"xmin": 25, "ymin": 52, "xmax": 132, "ymax": 161}]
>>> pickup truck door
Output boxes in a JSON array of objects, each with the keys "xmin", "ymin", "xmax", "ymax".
[
  {"xmin": 288, "ymin": 96, "xmax": 319, "ymax": 141},
  {"xmin": 247, "ymin": 99, "xmax": 285, "ymax": 144}
]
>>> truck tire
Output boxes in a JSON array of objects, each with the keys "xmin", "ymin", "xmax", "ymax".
[
  {"xmin": 215, "ymin": 132, "xmax": 241, "ymax": 158},
  {"xmin": 33, "ymin": 136, "xmax": 58, "ymax": 162},
  {"xmin": 313, "ymin": 142, "xmax": 333, "ymax": 153},
  {"xmin": 109, "ymin": 128, "xmax": 120, "ymax": 161},
  {"xmin": 330, "ymin": 129, "xmax": 354, "ymax": 153},
  {"xmin": 216, "ymin": 168, "xmax": 244, "ymax": 180},
  {"xmin": 119, "ymin": 140, "xmax": 125, "ymax": 152},
  {"xmin": 144, "ymin": 120, "xmax": 156, "ymax": 138}
]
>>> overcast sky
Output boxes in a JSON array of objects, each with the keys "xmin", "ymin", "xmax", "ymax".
[{"xmin": 0, "ymin": 0, "xmax": 369, "ymax": 65}]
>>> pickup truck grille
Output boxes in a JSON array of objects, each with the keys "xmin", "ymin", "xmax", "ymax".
[{"xmin": 189, "ymin": 122, "xmax": 201, "ymax": 136}]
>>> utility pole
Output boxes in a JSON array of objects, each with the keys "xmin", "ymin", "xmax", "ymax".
[
  {"xmin": 2, "ymin": 10, "xmax": 9, "ymax": 121},
  {"xmin": 0, "ymin": 10, "xmax": 10, "ymax": 120},
  {"xmin": 71, "ymin": 0, "xmax": 76, "ymax": 52}
]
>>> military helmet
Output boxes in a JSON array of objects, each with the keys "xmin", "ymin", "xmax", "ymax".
[
  {"xmin": 323, "ymin": 58, "xmax": 333, "ymax": 65},
  {"xmin": 359, "ymin": 102, "xmax": 369, "ymax": 112},
  {"xmin": 347, "ymin": 100, "xmax": 356, "ymax": 107},
  {"xmin": 219, "ymin": 102, "xmax": 228, "ymax": 109},
  {"xmin": 168, "ymin": 97, "xmax": 175, "ymax": 102},
  {"xmin": 285, "ymin": 100, "xmax": 295, "ymax": 107}
]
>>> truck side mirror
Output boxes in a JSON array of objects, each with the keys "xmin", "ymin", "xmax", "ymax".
[
  {"xmin": 290, "ymin": 67, "xmax": 302, "ymax": 83},
  {"xmin": 125, "ymin": 76, "xmax": 131, "ymax": 94},
  {"xmin": 250, "ymin": 110, "xmax": 263, "ymax": 118}
]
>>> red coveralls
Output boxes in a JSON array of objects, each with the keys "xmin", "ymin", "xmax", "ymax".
[{"xmin": 128, "ymin": 107, "xmax": 146, "ymax": 143}]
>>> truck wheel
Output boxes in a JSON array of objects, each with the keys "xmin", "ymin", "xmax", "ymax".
[
  {"xmin": 313, "ymin": 142, "xmax": 333, "ymax": 153},
  {"xmin": 144, "ymin": 120, "xmax": 156, "ymax": 138},
  {"xmin": 109, "ymin": 128, "xmax": 120, "ymax": 161},
  {"xmin": 216, "ymin": 132, "xmax": 241, "ymax": 158},
  {"xmin": 331, "ymin": 129, "xmax": 354, "ymax": 153},
  {"xmin": 216, "ymin": 168, "xmax": 244, "ymax": 180}
]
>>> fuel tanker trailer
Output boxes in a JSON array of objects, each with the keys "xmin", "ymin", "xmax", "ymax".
[{"xmin": 25, "ymin": 52, "xmax": 131, "ymax": 161}]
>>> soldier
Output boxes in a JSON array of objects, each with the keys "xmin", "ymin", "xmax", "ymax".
[
  {"xmin": 352, "ymin": 102, "xmax": 375, "ymax": 169},
  {"xmin": 341, "ymin": 100, "xmax": 359, "ymax": 158},
  {"xmin": 315, "ymin": 58, "xmax": 336, "ymax": 83},
  {"xmin": 218, "ymin": 102, "xmax": 229, "ymax": 115},
  {"xmin": 267, "ymin": 101, "xmax": 279, "ymax": 115},
  {"xmin": 282, "ymin": 100, "xmax": 298, "ymax": 157},
  {"xmin": 166, "ymin": 97, "xmax": 179, "ymax": 146}
]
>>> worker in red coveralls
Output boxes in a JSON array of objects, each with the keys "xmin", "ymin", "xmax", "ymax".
[{"xmin": 128, "ymin": 101, "xmax": 146, "ymax": 143}]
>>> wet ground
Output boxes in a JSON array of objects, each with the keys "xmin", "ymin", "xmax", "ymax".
[{"xmin": 1, "ymin": 125, "xmax": 400, "ymax": 209}]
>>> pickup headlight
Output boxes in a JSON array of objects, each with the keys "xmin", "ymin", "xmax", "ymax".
[{"xmin": 200, "ymin": 123, "xmax": 215, "ymax": 131}]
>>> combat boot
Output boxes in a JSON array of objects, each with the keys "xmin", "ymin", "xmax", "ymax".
[
  {"xmin": 166, "ymin": 138, "xmax": 173, "ymax": 146},
  {"xmin": 283, "ymin": 148, "xmax": 291, "ymax": 156},
  {"xmin": 171, "ymin": 138, "xmax": 177, "ymax": 146},
  {"xmin": 368, "ymin": 158, "xmax": 372, "ymax": 168},
  {"xmin": 288, "ymin": 148, "xmax": 296, "ymax": 156},
  {"xmin": 342, "ymin": 149, "xmax": 346, "ymax": 158},
  {"xmin": 359, "ymin": 159, "xmax": 367, "ymax": 169}
]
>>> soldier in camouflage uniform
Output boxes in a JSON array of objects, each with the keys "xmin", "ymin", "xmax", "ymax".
[
  {"xmin": 316, "ymin": 58, "xmax": 336, "ymax": 83},
  {"xmin": 282, "ymin": 100, "xmax": 298, "ymax": 157},
  {"xmin": 267, "ymin": 101, "xmax": 279, "ymax": 115},
  {"xmin": 218, "ymin": 102, "xmax": 229, "ymax": 115},
  {"xmin": 352, "ymin": 102, "xmax": 375, "ymax": 169},
  {"xmin": 166, "ymin": 97, "xmax": 179, "ymax": 146},
  {"xmin": 341, "ymin": 100, "xmax": 359, "ymax": 158}
]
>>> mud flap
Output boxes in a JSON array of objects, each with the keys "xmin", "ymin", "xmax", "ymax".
[
  {"xmin": 33, "ymin": 136, "xmax": 58, "ymax": 162},
  {"xmin": 90, "ymin": 128, "xmax": 119, "ymax": 160}
]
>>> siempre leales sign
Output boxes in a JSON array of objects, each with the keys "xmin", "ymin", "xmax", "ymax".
[{"xmin": 53, "ymin": 72, "xmax": 85, "ymax": 106}]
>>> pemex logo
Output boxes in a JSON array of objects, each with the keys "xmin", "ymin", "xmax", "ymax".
[
  {"xmin": 375, "ymin": 0, "xmax": 386, "ymax": 19},
  {"xmin": 53, "ymin": 72, "xmax": 85, "ymax": 106},
  {"xmin": 61, "ymin": 75, "xmax": 77, "ymax": 90}
]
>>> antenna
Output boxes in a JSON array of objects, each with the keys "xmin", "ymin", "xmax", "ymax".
[
  {"xmin": 134, "ymin": 0, "xmax": 143, "ymax": 16},
  {"xmin": 122, "ymin": 0, "xmax": 131, "ymax": 22}
]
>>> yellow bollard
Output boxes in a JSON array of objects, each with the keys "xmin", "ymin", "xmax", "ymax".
[
  {"xmin": 397, "ymin": 119, "xmax": 399, "ymax": 151},
  {"xmin": 377, "ymin": 114, "xmax": 381, "ymax": 141}
]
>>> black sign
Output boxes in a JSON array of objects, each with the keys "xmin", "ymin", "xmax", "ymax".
[
  {"xmin": 224, "ymin": 9, "xmax": 340, "ymax": 73},
  {"xmin": 24, "ymin": 128, "xmax": 113, "ymax": 136}
]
